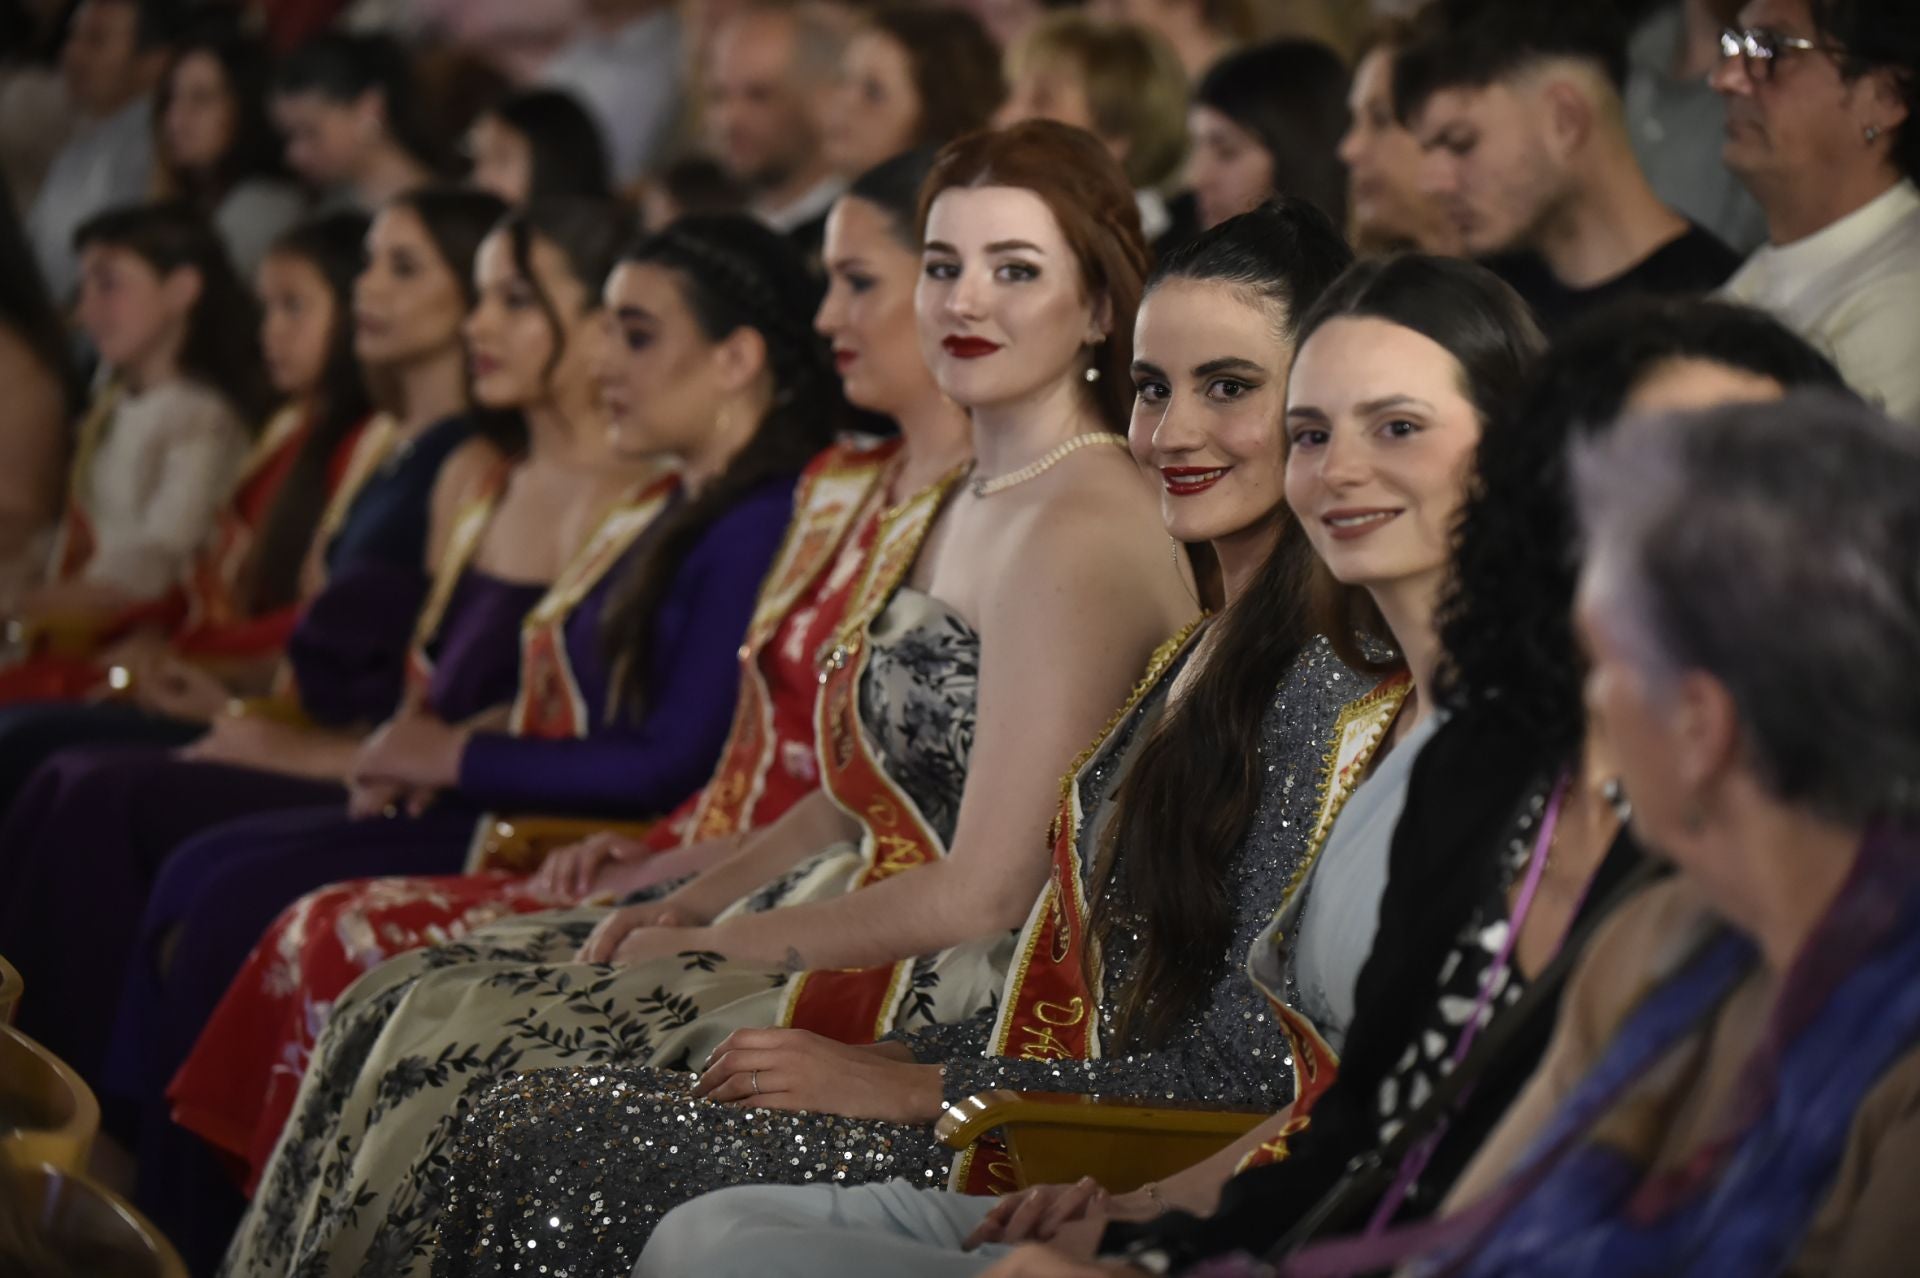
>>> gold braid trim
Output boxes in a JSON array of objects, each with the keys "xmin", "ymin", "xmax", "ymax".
[{"xmin": 1045, "ymin": 614, "xmax": 1210, "ymax": 846}]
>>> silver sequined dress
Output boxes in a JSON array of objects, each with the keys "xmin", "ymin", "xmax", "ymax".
[
  {"xmin": 224, "ymin": 591, "xmax": 985, "ymax": 1278},
  {"xmin": 425, "ymin": 639, "xmax": 1358, "ymax": 1278}
]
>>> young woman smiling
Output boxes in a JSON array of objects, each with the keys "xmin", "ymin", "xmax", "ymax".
[
  {"xmin": 419, "ymin": 200, "xmax": 1361, "ymax": 1277},
  {"xmin": 636, "ymin": 253, "xmax": 1546, "ymax": 1278},
  {"xmin": 224, "ymin": 119, "xmax": 1193, "ymax": 1277}
]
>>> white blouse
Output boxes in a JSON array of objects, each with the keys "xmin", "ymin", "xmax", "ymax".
[{"xmin": 73, "ymin": 380, "xmax": 246, "ymax": 599}]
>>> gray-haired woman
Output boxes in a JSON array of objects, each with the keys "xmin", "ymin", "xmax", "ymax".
[{"xmin": 1395, "ymin": 391, "xmax": 1920, "ymax": 1278}]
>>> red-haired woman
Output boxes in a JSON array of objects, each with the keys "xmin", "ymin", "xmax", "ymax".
[{"xmin": 225, "ymin": 121, "xmax": 1197, "ymax": 1277}]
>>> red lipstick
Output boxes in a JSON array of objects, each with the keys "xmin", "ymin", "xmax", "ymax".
[
  {"xmin": 833, "ymin": 348, "xmax": 858, "ymax": 372},
  {"xmin": 941, "ymin": 335, "xmax": 1001, "ymax": 359},
  {"xmin": 1161, "ymin": 466, "xmax": 1229, "ymax": 497}
]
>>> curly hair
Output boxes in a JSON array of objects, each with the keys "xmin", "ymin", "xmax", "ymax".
[
  {"xmin": 599, "ymin": 214, "xmax": 846, "ymax": 713},
  {"xmin": 1433, "ymin": 296, "xmax": 1851, "ymax": 753}
]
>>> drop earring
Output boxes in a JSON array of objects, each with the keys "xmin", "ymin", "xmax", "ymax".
[{"xmin": 1601, "ymin": 777, "xmax": 1633, "ymax": 823}]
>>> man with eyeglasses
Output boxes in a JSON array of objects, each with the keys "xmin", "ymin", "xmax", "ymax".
[
  {"xmin": 1713, "ymin": 0, "xmax": 1920, "ymax": 426},
  {"xmin": 1393, "ymin": 0, "xmax": 1743, "ymax": 334}
]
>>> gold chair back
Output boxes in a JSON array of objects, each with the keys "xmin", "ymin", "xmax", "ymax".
[
  {"xmin": 0, "ymin": 1025, "xmax": 99, "ymax": 1174},
  {"xmin": 0, "ymin": 955, "xmax": 19, "ymax": 1025},
  {"xmin": 0, "ymin": 1161, "xmax": 187, "ymax": 1277}
]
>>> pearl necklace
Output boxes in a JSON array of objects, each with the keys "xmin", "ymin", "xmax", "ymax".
[{"xmin": 969, "ymin": 432, "xmax": 1128, "ymax": 498}]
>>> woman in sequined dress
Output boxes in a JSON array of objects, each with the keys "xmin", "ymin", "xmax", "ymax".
[
  {"xmin": 638, "ymin": 255, "xmax": 1548, "ymax": 1277},
  {"xmin": 222, "ymin": 120, "xmax": 1195, "ymax": 1277},
  {"xmin": 422, "ymin": 199, "xmax": 1369, "ymax": 1276}
]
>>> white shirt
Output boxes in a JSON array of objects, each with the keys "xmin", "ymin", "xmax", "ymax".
[
  {"xmin": 1720, "ymin": 180, "xmax": 1920, "ymax": 427},
  {"xmin": 756, "ymin": 175, "xmax": 845, "ymax": 237},
  {"xmin": 74, "ymin": 380, "xmax": 246, "ymax": 600},
  {"xmin": 26, "ymin": 98, "xmax": 154, "ymax": 302},
  {"xmin": 540, "ymin": 10, "xmax": 684, "ymax": 186}
]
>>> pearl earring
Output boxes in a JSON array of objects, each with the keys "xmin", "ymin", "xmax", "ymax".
[{"xmin": 1084, "ymin": 367, "xmax": 1101, "ymax": 383}]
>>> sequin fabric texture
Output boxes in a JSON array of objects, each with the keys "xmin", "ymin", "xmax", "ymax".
[
  {"xmin": 224, "ymin": 592, "xmax": 981, "ymax": 1278},
  {"xmin": 423, "ymin": 640, "xmax": 1357, "ymax": 1278}
]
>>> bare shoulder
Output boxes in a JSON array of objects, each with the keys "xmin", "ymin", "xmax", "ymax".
[{"xmin": 425, "ymin": 437, "xmax": 512, "ymax": 561}]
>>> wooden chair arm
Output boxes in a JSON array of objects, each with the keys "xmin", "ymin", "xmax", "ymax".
[
  {"xmin": 5, "ymin": 1161, "xmax": 189, "ymax": 1277},
  {"xmin": 935, "ymin": 1089, "xmax": 1269, "ymax": 1194},
  {"xmin": 0, "ymin": 1025, "xmax": 100, "ymax": 1175},
  {"xmin": 0, "ymin": 953, "xmax": 20, "ymax": 1025},
  {"xmin": 468, "ymin": 815, "xmax": 656, "ymax": 875}
]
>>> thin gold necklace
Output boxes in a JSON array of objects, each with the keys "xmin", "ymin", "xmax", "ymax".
[{"xmin": 969, "ymin": 432, "xmax": 1127, "ymax": 498}]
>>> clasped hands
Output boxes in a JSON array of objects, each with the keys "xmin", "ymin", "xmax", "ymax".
[{"xmin": 344, "ymin": 706, "xmax": 471, "ymax": 819}]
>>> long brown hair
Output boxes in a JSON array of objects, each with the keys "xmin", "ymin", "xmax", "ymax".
[
  {"xmin": 917, "ymin": 119, "xmax": 1148, "ymax": 431},
  {"xmin": 1088, "ymin": 202, "xmax": 1363, "ymax": 1051}
]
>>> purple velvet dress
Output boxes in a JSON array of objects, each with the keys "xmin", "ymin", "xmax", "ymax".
[{"xmin": 111, "ymin": 478, "xmax": 796, "ymax": 1270}]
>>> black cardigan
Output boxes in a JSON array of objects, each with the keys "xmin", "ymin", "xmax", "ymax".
[{"xmin": 1103, "ymin": 706, "xmax": 1646, "ymax": 1268}]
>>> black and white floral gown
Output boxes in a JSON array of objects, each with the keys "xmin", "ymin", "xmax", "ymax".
[{"xmin": 223, "ymin": 590, "xmax": 991, "ymax": 1278}]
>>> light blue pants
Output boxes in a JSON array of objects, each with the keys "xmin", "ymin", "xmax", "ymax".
[{"xmin": 639, "ymin": 1178, "xmax": 1007, "ymax": 1277}]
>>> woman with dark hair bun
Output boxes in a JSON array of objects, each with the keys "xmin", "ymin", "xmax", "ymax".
[
  {"xmin": 227, "ymin": 119, "xmax": 1196, "ymax": 1277},
  {"xmin": 153, "ymin": 17, "xmax": 309, "ymax": 277},
  {"xmin": 1190, "ymin": 38, "xmax": 1351, "ymax": 232},
  {"xmin": 463, "ymin": 88, "xmax": 611, "ymax": 205},
  {"xmin": 270, "ymin": 30, "xmax": 439, "ymax": 210}
]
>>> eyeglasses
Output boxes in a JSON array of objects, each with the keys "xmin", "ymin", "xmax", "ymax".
[{"xmin": 1718, "ymin": 26, "xmax": 1842, "ymax": 81}]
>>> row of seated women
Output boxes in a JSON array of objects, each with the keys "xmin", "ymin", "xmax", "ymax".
[{"xmin": 1, "ymin": 117, "xmax": 1916, "ymax": 1278}]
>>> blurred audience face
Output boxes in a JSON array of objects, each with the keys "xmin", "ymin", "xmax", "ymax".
[
  {"xmin": 1340, "ymin": 46, "xmax": 1457, "ymax": 251},
  {"xmin": 465, "ymin": 113, "xmax": 534, "ymax": 205},
  {"xmin": 705, "ymin": 9, "xmax": 827, "ymax": 192},
  {"xmin": 823, "ymin": 29, "xmax": 920, "ymax": 177},
  {"xmin": 996, "ymin": 56, "xmax": 1097, "ymax": 135},
  {"xmin": 75, "ymin": 245, "xmax": 193, "ymax": 375},
  {"xmin": 597, "ymin": 261, "xmax": 741, "ymax": 459},
  {"xmin": 62, "ymin": 0, "xmax": 154, "ymax": 116},
  {"xmin": 1709, "ymin": 0, "xmax": 1895, "ymax": 199},
  {"xmin": 1409, "ymin": 81, "xmax": 1566, "ymax": 257},
  {"xmin": 1187, "ymin": 104, "xmax": 1274, "ymax": 229},
  {"xmin": 1129, "ymin": 277, "xmax": 1292, "ymax": 556},
  {"xmin": 161, "ymin": 50, "xmax": 237, "ymax": 176},
  {"xmin": 274, "ymin": 89, "xmax": 379, "ymax": 189},
  {"xmin": 816, "ymin": 194, "xmax": 929, "ymax": 414},
  {"xmin": 1284, "ymin": 316, "xmax": 1482, "ymax": 598},
  {"xmin": 256, "ymin": 250, "xmax": 337, "ymax": 397},
  {"xmin": 465, "ymin": 231, "xmax": 563, "ymax": 410},
  {"xmin": 353, "ymin": 206, "xmax": 467, "ymax": 368},
  {"xmin": 916, "ymin": 184, "xmax": 1105, "ymax": 414}
]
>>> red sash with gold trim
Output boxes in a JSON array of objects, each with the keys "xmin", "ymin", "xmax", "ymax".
[
  {"xmin": 181, "ymin": 405, "xmax": 311, "ymax": 632},
  {"xmin": 507, "ymin": 470, "xmax": 679, "ymax": 741},
  {"xmin": 776, "ymin": 462, "xmax": 965, "ymax": 1042},
  {"xmin": 1236, "ymin": 670, "xmax": 1411, "ymax": 1173},
  {"xmin": 675, "ymin": 440, "xmax": 902, "ymax": 846},
  {"xmin": 951, "ymin": 621, "xmax": 1207, "ymax": 1194},
  {"xmin": 45, "ymin": 385, "xmax": 121, "ymax": 584}
]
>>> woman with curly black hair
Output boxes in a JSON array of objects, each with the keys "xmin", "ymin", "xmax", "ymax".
[{"xmin": 1064, "ymin": 297, "xmax": 1858, "ymax": 1277}]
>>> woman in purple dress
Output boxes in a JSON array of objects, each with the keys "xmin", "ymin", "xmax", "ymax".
[
  {"xmin": 119, "ymin": 210, "xmax": 838, "ymax": 1270},
  {"xmin": 0, "ymin": 187, "xmax": 507, "ymax": 1082}
]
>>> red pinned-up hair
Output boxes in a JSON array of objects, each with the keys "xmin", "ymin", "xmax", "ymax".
[{"xmin": 917, "ymin": 120, "xmax": 1148, "ymax": 431}]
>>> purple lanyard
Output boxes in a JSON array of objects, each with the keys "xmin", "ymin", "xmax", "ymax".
[{"xmin": 1357, "ymin": 771, "xmax": 1573, "ymax": 1237}]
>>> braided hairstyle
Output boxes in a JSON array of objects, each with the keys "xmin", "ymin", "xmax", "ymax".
[{"xmin": 600, "ymin": 214, "xmax": 847, "ymax": 713}]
